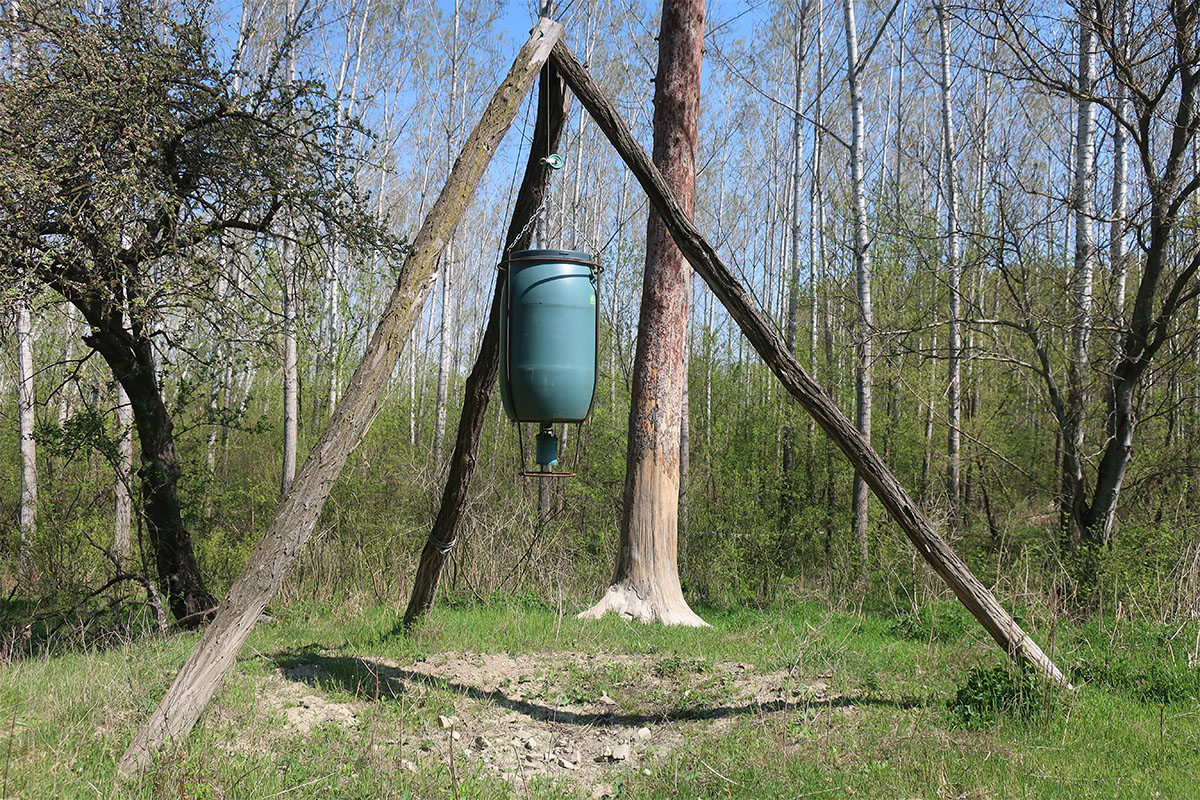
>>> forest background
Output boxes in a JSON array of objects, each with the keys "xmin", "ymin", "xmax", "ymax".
[{"xmin": 3, "ymin": 0, "xmax": 1200, "ymax": 650}]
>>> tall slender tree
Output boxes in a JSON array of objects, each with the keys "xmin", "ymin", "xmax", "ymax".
[
  {"xmin": 843, "ymin": 0, "xmax": 873, "ymax": 581},
  {"xmin": 1064, "ymin": 2, "xmax": 1097, "ymax": 551},
  {"xmin": 580, "ymin": 0, "xmax": 707, "ymax": 625},
  {"xmin": 15, "ymin": 285, "xmax": 36, "ymax": 568},
  {"xmin": 114, "ymin": 382, "xmax": 133, "ymax": 560},
  {"xmin": 781, "ymin": 0, "xmax": 812, "ymax": 539},
  {"xmin": 936, "ymin": 0, "xmax": 962, "ymax": 523},
  {"xmin": 8, "ymin": 0, "xmax": 35, "ymax": 571},
  {"xmin": 433, "ymin": 0, "xmax": 463, "ymax": 471},
  {"xmin": 279, "ymin": 0, "xmax": 300, "ymax": 497}
]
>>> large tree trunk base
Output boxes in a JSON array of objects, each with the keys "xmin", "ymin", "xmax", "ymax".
[{"xmin": 579, "ymin": 584, "xmax": 708, "ymax": 626}]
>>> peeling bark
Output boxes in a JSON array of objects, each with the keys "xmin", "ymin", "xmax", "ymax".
[{"xmin": 579, "ymin": 0, "xmax": 707, "ymax": 627}]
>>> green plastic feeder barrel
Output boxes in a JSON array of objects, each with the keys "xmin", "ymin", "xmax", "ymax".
[{"xmin": 500, "ymin": 249, "xmax": 598, "ymax": 424}]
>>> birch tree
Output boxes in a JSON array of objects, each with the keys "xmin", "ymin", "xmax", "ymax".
[
  {"xmin": 279, "ymin": 0, "xmax": 300, "ymax": 497},
  {"xmin": 1063, "ymin": 1, "xmax": 1097, "ymax": 551},
  {"xmin": 781, "ymin": 0, "xmax": 812, "ymax": 539},
  {"xmin": 936, "ymin": 0, "xmax": 962, "ymax": 523},
  {"xmin": 7, "ymin": 0, "xmax": 35, "ymax": 570},
  {"xmin": 843, "ymin": 0, "xmax": 873, "ymax": 580},
  {"xmin": 15, "ymin": 286, "xmax": 36, "ymax": 568},
  {"xmin": 985, "ymin": 0, "xmax": 1200, "ymax": 566}
]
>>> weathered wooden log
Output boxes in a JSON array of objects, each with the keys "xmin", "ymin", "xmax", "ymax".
[
  {"xmin": 116, "ymin": 19, "xmax": 564, "ymax": 777},
  {"xmin": 402, "ymin": 63, "xmax": 571, "ymax": 629},
  {"xmin": 550, "ymin": 41, "xmax": 1069, "ymax": 687}
]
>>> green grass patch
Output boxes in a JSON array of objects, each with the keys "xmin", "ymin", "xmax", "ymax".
[{"xmin": 0, "ymin": 599, "xmax": 1195, "ymax": 798}]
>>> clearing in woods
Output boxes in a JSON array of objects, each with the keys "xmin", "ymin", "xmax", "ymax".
[{"xmin": 1, "ymin": 600, "xmax": 1197, "ymax": 798}]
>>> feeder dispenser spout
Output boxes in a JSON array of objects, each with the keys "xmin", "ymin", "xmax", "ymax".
[{"xmin": 535, "ymin": 424, "xmax": 559, "ymax": 467}]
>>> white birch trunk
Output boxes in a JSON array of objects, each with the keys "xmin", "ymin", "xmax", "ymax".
[
  {"xmin": 433, "ymin": 0, "xmax": 462, "ymax": 470},
  {"xmin": 434, "ymin": 246, "xmax": 453, "ymax": 468},
  {"xmin": 843, "ymin": 0, "xmax": 873, "ymax": 579},
  {"xmin": 810, "ymin": 0, "xmax": 825, "ymax": 370},
  {"xmin": 1064, "ymin": 6, "xmax": 1097, "ymax": 547},
  {"xmin": 115, "ymin": 382, "xmax": 133, "ymax": 560},
  {"xmin": 1102, "ymin": 0, "xmax": 1130, "ymax": 543},
  {"xmin": 281, "ymin": 249, "xmax": 299, "ymax": 496},
  {"xmin": 936, "ymin": 0, "xmax": 962, "ymax": 521},
  {"xmin": 280, "ymin": 0, "xmax": 300, "ymax": 497},
  {"xmin": 17, "ymin": 297, "xmax": 37, "ymax": 567}
]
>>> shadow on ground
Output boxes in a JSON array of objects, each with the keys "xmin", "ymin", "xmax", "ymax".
[{"xmin": 270, "ymin": 647, "xmax": 931, "ymax": 728}]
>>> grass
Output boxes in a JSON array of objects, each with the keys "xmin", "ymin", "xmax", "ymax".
[{"xmin": 0, "ymin": 597, "xmax": 1196, "ymax": 798}]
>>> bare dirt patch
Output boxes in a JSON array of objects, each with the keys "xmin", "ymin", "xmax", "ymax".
[{"xmin": 264, "ymin": 651, "xmax": 845, "ymax": 798}]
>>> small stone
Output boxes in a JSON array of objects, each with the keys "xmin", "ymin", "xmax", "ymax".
[
  {"xmin": 524, "ymin": 739, "xmax": 539, "ymax": 751},
  {"xmin": 451, "ymin": 731, "xmax": 461, "ymax": 741},
  {"xmin": 598, "ymin": 691, "xmax": 616, "ymax": 705},
  {"xmin": 400, "ymin": 759, "xmax": 417, "ymax": 773},
  {"xmin": 558, "ymin": 757, "xmax": 578, "ymax": 770},
  {"xmin": 611, "ymin": 744, "xmax": 631, "ymax": 761},
  {"xmin": 591, "ymin": 784, "xmax": 615, "ymax": 799},
  {"xmin": 636, "ymin": 727, "xmax": 651, "ymax": 741},
  {"xmin": 642, "ymin": 768, "xmax": 652, "ymax": 776},
  {"xmin": 474, "ymin": 735, "xmax": 491, "ymax": 749},
  {"xmin": 438, "ymin": 714, "xmax": 455, "ymax": 729}
]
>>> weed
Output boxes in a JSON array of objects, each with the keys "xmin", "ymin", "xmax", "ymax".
[
  {"xmin": 652, "ymin": 654, "xmax": 708, "ymax": 678},
  {"xmin": 888, "ymin": 600, "xmax": 973, "ymax": 644},
  {"xmin": 948, "ymin": 665, "xmax": 1061, "ymax": 728}
]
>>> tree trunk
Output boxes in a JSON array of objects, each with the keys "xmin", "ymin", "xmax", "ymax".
[
  {"xmin": 57, "ymin": 305, "xmax": 76, "ymax": 426},
  {"xmin": 843, "ymin": 0, "xmax": 872, "ymax": 582},
  {"xmin": 279, "ymin": 0, "xmax": 300, "ymax": 497},
  {"xmin": 1102, "ymin": 0, "xmax": 1130, "ymax": 546},
  {"xmin": 118, "ymin": 20, "xmax": 562, "ymax": 775},
  {"xmin": 781, "ymin": 0, "xmax": 811, "ymax": 539},
  {"xmin": 433, "ymin": 0, "xmax": 463, "ymax": 472},
  {"xmin": 579, "ymin": 0, "xmax": 707, "ymax": 627},
  {"xmin": 551, "ymin": 40, "xmax": 1069, "ymax": 687},
  {"xmin": 1063, "ymin": 6, "xmax": 1097, "ymax": 553},
  {"xmin": 80, "ymin": 324, "xmax": 215, "ymax": 623},
  {"xmin": 281, "ymin": 252, "xmax": 299, "ymax": 496},
  {"xmin": 680, "ymin": 334, "xmax": 691, "ymax": 533},
  {"xmin": 16, "ymin": 295, "xmax": 36, "ymax": 570},
  {"xmin": 921, "ymin": 337, "xmax": 937, "ymax": 506},
  {"xmin": 809, "ymin": 0, "xmax": 825, "ymax": 416},
  {"xmin": 115, "ymin": 382, "xmax": 133, "ymax": 561},
  {"xmin": 936, "ymin": 0, "xmax": 962, "ymax": 525},
  {"xmin": 12, "ymin": 0, "xmax": 33, "ymax": 569},
  {"xmin": 433, "ymin": 245, "xmax": 454, "ymax": 468}
]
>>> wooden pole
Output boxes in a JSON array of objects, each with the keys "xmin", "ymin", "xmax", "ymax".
[
  {"xmin": 117, "ymin": 18, "xmax": 563, "ymax": 777},
  {"xmin": 402, "ymin": 61, "xmax": 571, "ymax": 628},
  {"xmin": 549, "ymin": 41, "xmax": 1070, "ymax": 688}
]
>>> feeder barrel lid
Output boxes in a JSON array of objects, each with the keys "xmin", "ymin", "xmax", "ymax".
[{"xmin": 508, "ymin": 248, "xmax": 597, "ymax": 266}]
